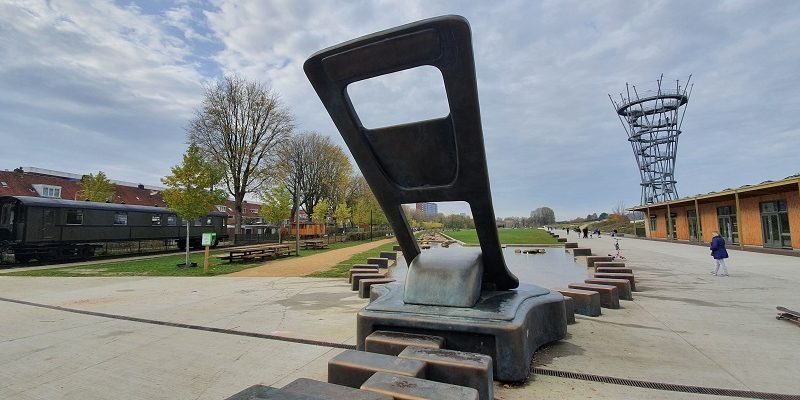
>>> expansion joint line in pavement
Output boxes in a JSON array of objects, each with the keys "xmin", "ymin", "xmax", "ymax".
[
  {"xmin": 2, "ymin": 296, "xmax": 798, "ymax": 400},
  {"xmin": 0, "ymin": 296, "xmax": 356, "ymax": 350}
]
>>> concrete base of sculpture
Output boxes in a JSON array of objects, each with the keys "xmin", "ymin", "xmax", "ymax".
[{"xmin": 357, "ymin": 283, "xmax": 567, "ymax": 382}]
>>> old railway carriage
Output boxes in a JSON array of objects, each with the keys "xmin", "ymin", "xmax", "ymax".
[{"xmin": 0, "ymin": 196, "xmax": 228, "ymax": 262}]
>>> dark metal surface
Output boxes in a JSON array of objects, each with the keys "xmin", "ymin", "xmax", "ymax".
[{"xmin": 303, "ymin": 15, "xmax": 518, "ymax": 291}]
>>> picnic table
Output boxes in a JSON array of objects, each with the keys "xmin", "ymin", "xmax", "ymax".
[
  {"xmin": 301, "ymin": 239, "xmax": 328, "ymax": 250},
  {"xmin": 222, "ymin": 243, "xmax": 296, "ymax": 263}
]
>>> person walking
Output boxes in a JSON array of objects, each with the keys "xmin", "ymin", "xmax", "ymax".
[
  {"xmin": 710, "ymin": 231, "xmax": 730, "ymax": 276},
  {"xmin": 582, "ymin": 227, "xmax": 588, "ymax": 239}
]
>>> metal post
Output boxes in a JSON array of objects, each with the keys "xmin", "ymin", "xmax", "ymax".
[
  {"xmin": 370, "ymin": 209, "xmax": 373, "ymax": 241},
  {"xmin": 734, "ymin": 192, "xmax": 744, "ymax": 250},
  {"xmin": 294, "ymin": 192, "xmax": 300, "ymax": 256}
]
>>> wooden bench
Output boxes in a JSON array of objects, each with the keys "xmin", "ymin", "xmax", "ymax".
[
  {"xmin": 358, "ymin": 278, "xmax": 395, "ymax": 299},
  {"xmin": 327, "ymin": 350, "xmax": 426, "ymax": 389},
  {"xmin": 594, "ymin": 272, "xmax": 636, "ymax": 291},
  {"xmin": 596, "ymin": 267, "xmax": 633, "ymax": 274},
  {"xmin": 594, "ymin": 261, "xmax": 626, "ymax": 269},
  {"xmin": 568, "ymin": 283, "xmax": 619, "ymax": 309},
  {"xmin": 365, "ymin": 331, "xmax": 445, "ymax": 356},
  {"xmin": 563, "ymin": 295, "xmax": 576, "ymax": 324},
  {"xmin": 564, "ymin": 242, "xmax": 578, "ymax": 249},
  {"xmin": 393, "ymin": 245, "xmax": 402, "ymax": 251},
  {"xmin": 398, "ymin": 347, "xmax": 493, "ymax": 400},
  {"xmin": 367, "ymin": 257, "xmax": 390, "ymax": 268},
  {"xmin": 556, "ymin": 288, "xmax": 601, "ymax": 317},
  {"xmin": 361, "ymin": 372, "xmax": 478, "ymax": 400},
  {"xmin": 557, "ymin": 237, "xmax": 567, "ymax": 242},
  {"xmin": 585, "ymin": 278, "xmax": 632, "ymax": 300},
  {"xmin": 379, "ymin": 251, "xmax": 397, "ymax": 261},
  {"xmin": 352, "ymin": 273, "xmax": 386, "ymax": 291},
  {"xmin": 585, "ymin": 256, "xmax": 613, "ymax": 269},
  {"xmin": 349, "ymin": 268, "xmax": 380, "ymax": 283},
  {"xmin": 569, "ymin": 248, "xmax": 592, "ymax": 256},
  {"xmin": 281, "ymin": 378, "xmax": 391, "ymax": 400}
]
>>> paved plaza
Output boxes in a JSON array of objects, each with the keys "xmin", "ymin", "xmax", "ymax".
[{"xmin": 1, "ymin": 236, "xmax": 798, "ymax": 399}]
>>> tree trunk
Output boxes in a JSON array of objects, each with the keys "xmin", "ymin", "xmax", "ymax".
[
  {"xmin": 185, "ymin": 221, "xmax": 190, "ymax": 267},
  {"xmin": 234, "ymin": 193, "xmax": 245, "ymax": 234}
]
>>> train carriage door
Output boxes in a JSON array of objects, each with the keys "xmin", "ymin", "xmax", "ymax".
[{"xmin": 41, "ymin": 209, "xmax": 57, "ymax": 241}]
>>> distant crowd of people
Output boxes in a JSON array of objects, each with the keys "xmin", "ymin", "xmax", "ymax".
[{"xmin": 560, "ymin": 226, "xmax": 619, "ymax": 238}]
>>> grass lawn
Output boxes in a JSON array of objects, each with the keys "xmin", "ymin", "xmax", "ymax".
[
  {"xmin": 442, "ymin": 228, "xmax": 558, "ymax": 245},
  {"xmin": 306, "ymin": 242, "xmax": 397, "ymax": 278},
  {"xmin": 5, "ymin": 239, "xmax": 377, "ymax": 277}
]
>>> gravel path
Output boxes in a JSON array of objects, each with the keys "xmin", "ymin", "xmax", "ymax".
[{"xmin": 224, "ymin": 238, "xmax": 395, "ymax": 277}]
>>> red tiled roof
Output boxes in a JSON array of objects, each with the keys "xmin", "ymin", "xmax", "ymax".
[{"xmin": 0, "ymin": 170, "xmax": 268, "ymax": 215}]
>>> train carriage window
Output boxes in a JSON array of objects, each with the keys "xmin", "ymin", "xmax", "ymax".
[
  {"xmin": 152, "ymin": 215, "xmax": 162, "ymax": 226},
  {"xmin": 66, "ymin": 209, "xmax": 83, "ymax": 225},
  {"xmin": 166, "ymin": 215, "xmax": 177, "ymax": 226},
  {"xmin": 0, "ymin": 203, "xmax": 14, "ymax": 225},
  {"xmin": 114, "ymin": 212, "xmax": 128, "ymax": 225}
]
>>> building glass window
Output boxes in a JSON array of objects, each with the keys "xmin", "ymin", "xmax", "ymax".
[
  {"xmin": 114, "ymin": 212, "xmax": 128, "ymax": 225},
  {"xmin": 152, "ymin": 215, "xmax": 162, "ymax": 226},
  {"xmin": 38, "ymin": 185, "xmax": 61, "ymax": 198},
  {"xmin": 206, "ymin": 217, "xmax": 213, "ymax": 225},
  {"xmin": 166, "ymin": 215, "xmax": 177, "ymax": 226},
  {"xmin": 193, "ymin": 219, "xmax": 202, "ymax": 226},
  {"xmin": 216, "ymin": 205, "xmax": 226, "ymax": 213},
  {"xmin": 649, "ymin": 215, "xmax": 657, "ymax": 231},
  {"xmin": 687, "ymin": 209, "xmax": 700, "ymax": 241},
  {"xmin": 716, "ymin": 205, "xmax": 738, "ymax": 244},
  {"xmin": 760, "ymin": 200, "xmax": 791, "ymax": 249},
  {"xmin": 66, "ymin": 209, "xmax": 83, "ymax": 225},
  {"xmin": 666, "ymin": 213, "xmax": 677, "ymax": 239}
]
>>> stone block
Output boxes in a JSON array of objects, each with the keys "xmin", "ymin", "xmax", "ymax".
[
  {"xmin": 563, "ymin": 295, "xmax": 576, "ymax": 324},
  {"xmin": 379, "ymin": 251, "xmax": 397, "ymax": 260},
  {"xmin": 349, "ymin": 268, "xmax": 379, "ymax": 283},
  {"xmin": 365, "ymin": 331, "xmax": 445, "ymax": 356},
  {"xmin": 570, "ymin": 248, "xmax": 592, "ymax": 256},
  {"xmin": 585, "ymin": 278, "xmax": 632, "ymax": 301},
  {"xmin": 594, "ymin": 272, "xmax": 636, "ymax": 291},
  {"xmin": 556, "ymin": 288, "xmax": 601, "ymax": 317},
  {"xmin": 367, "ymin": 257, "xmax": 390, "ymax": 268},
  {"xmin": 281, "ymin": 378, "xmax": 392, "ymax": 400},
  {"xmin": 568, "ymin": 283, "xmax": 619, "ymax": 309},
  {"xmin": 361, "ymin": 372, "xmax": 478, "ymax": 400},
  {"xmin": 398, "ymin": 346, "xmax": 493, "ymax": 400},
  {"xmin": 352, "ymin": 273, "xmax": 386, "ymax": 291},
  {"xmin": 393, "ymin": 245, "xmax": 402, "ymax": 251},
  {"xmin": 224, "ymin": 384, "xmax": 312, "ymax": 400},
  {"xmin": 596, "ymin": 267, "xmax": 633, "ymax": 274},
  {"xmin": 359, "ymin": 278, "xmax": 396, "ymax": 299},
  {"xmin": 328, "ymin": 350, "xmax": 426, "ymax": 389},
  {"xmin": 585, "ymin": 256, "xmax": 613, "ymax": 269},
  {"xmin": 557, "ymin": 237, "xmax": 567, "ymax": 242},
  {"xmin": 564, "ymin": 242, "xmax": 578, "ymax": 248},
  {"xmin": 594, "ymin": 261, "xmax": 626, "ymax": 269}
]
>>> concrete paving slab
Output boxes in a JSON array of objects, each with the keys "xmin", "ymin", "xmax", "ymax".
[{"xmin": 0, "ymin": 234, "xmax": 798, "ymax": 398}]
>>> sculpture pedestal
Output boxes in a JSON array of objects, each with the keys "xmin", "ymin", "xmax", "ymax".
[{"xmin": 357, "ymin": 283, "xmax": 567, "ymax": 382}]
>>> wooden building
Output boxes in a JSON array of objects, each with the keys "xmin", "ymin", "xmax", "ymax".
[{"xmin": 629, "ymin": 175, "xmax": 800, "ymax": 253}]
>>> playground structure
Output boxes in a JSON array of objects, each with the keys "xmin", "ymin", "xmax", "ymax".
[{"xmin": 610, "ymin": 75, "xmax": 693, "ymax": 205}]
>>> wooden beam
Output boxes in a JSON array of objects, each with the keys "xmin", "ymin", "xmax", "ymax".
[
  {"xmin": 666, "ymin": 203, "xmax": 672, "ymax": 240},
  {"xmin": 734, "ymin": 191, "xmax": 744, "ymax": 250},
  {"xmin": 694, "ymin": 198, "xmax": 702, "ymax": 243}
]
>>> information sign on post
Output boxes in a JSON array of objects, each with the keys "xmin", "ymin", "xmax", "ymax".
[{"xmin": 201, "ymin": 233, "xmax": 216, "ymax": 272}]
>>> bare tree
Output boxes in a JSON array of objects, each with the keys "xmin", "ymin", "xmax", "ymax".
[
  {"xmin": 188, "ymin": 75, "xmax": 294, "ymax": 233},
  {"xmin": 530, "ymin": 207, "xmax": 556, "ymax": 226},
  {"xmin": 276, "ymin": 132, "xmax": 352, "ymax": 218}
]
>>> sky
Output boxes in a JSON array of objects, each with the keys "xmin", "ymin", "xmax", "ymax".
[{"xmin": 1, "ymin": 1, "xmax": 799, "ymax": 220}]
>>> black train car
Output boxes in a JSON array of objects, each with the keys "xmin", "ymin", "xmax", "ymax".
[{"xmin": 0, "ymin": 196, "xmax": 228, "ymax": 262}]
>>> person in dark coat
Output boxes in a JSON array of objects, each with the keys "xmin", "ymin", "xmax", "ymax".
[
  {"xmin": 710, "ymin": 231, "xmax": 729, "ymax": 276},
  {"xmin": 582, "ymin": 227, "xmax": 588, "ymax": 238}
]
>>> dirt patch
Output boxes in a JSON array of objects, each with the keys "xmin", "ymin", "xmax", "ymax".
[{"xmin": 224, "ymin": 238, "xmax": 395, "ymax": 277}]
